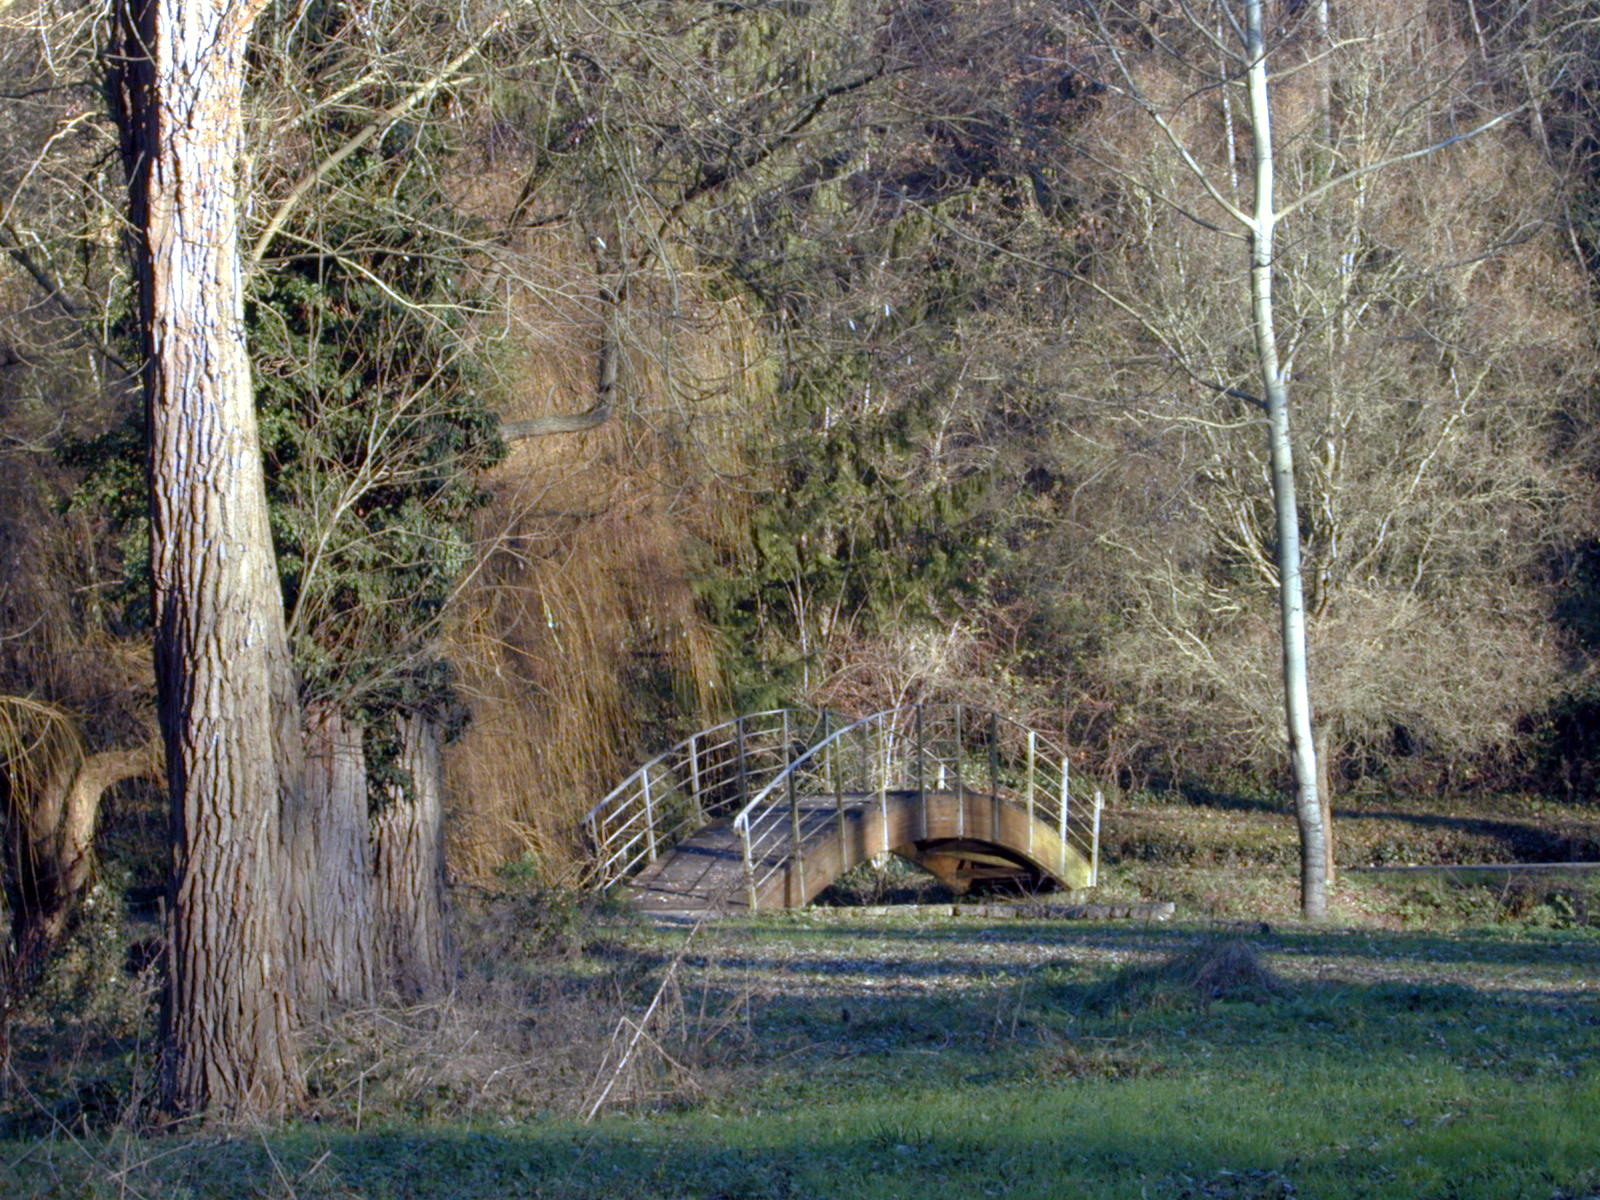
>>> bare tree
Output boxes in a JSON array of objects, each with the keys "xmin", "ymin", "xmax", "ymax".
[
  {"xmin": 1243, "ymin": 0, "xmax": 1328, "ymax": 917},
  {"xmin": 1039, "ymin": 0, "xmax": 1582, "ymax": 918}
]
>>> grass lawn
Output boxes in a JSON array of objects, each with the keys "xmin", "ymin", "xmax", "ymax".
[{"xmin": 4, "ymin": 908, "xmax": 1598, "ymax": 1199}]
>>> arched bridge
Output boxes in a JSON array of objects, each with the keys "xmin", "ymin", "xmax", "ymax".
[{"xmin": 582, "ymin": 706, "xmax": 1105, "ymax": 915}]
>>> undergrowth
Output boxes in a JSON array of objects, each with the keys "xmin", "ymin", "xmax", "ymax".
[{"xmin": 1084, "ymin": 938, "xmax": 1285, "ymax": 1015}]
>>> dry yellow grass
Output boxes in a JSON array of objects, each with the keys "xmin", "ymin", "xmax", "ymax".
[{"xmin": 441, "ymin": 232, "xmax": 774, "ymax": 879}]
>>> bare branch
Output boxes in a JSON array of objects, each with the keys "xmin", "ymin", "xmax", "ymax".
[
  {"xmin": 1275, "ymin": 108, "xmax": 1524, "ymax": 223},
  {"xmin": 1087, "ymin": 7, "xmax": 1255, "ymax": 230},
  {"xmin": 249, "ymin": 20, "xmax": 508, "ymax": 266},
  {"xmin": 0, "ymin": 225, "xmax": 137, "ymax": 381},
  {"xmin": 499, "ymin": 403, "xmax": 612, "ymax": 441}
]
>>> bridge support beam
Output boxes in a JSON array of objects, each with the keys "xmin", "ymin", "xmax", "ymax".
[{"xmin": 743, "ymin": 789, "xmax": 1092, "ymax": 911}]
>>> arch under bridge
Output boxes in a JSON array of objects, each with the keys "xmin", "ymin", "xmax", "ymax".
[{"xmin": 582, "ymin": 706, "xmax": 1104, "ymax": 915}]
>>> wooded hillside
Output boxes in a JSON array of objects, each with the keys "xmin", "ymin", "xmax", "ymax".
[{"xmin": 2, "ymin": 0, "xmax": 1599, "ymax": 1114}]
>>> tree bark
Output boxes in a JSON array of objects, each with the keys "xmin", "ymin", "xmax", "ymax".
[
  {"xmin": 373, "ymin": 715, "xmax": 451, "ymax": 1000},
  {"xmin": 107, "ymin": 0, "xmax": 301, "ymax": 1118},
  {"xmin": 282, "ymin": 707, "xmax": 375, "ymax": 1015},
  {"xmin": 1245, "ymin": 0, "xmax": 1329, "ymax": 921}
]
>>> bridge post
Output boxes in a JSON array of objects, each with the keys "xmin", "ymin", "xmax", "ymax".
[
  {"xmin": 988, "ymin": 712, "xmax": 1000, "ymax": 843},
  {"xmin": 1058, "ymin": 755, "xmax": 1070, "ymax": 845},
  {"xmin": 822, "ymin": 711, "xmax": 832, "ymax": 791},
  {"xmin": 738, "ymin": 816, "xmax": 758, "ymax": 910},
  {"xmin": 783, "ymin": 710, "xmax": 806, "ymax": 904},
  {"xmin": 787, "ymin": 767, "xmax": 806, "ymax": 904},
  {"xmin": 832, "ymin": 716, "xmax": 847, "ymax": 869},
  {"xmin": 955, "ymin": 703, "xmax": 965, "ymax": 837},
  {"xmin": 642, "ymin": 768, "xmax": 658, "ymax": 863},
  {"xmin": 953, "ymin": 704, "xmax": 966, "ymax": 838},
  {"xmin": 736, "ymin": 715, "xmax": 749, "ymax": 808},
  {"xmin": 687, "ymin": 733, "xmax": 702, "ymax": 822},
  {"xmin": 915, "ymin": 704, "xmax": 927, "ymax": 840},
  {"xmin": 878, "ymin": 718, "xmax": 891, "ymax": 856},
  {"xmin": 1092, "ymin": 789, "xmax": 1104, "ymax": 887},
  {"xmin": 1025, "ymin": 731, "xmax": 1037, "ymax": 856}
]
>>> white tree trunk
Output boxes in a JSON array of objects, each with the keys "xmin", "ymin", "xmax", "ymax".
[{"xmin": 1245, "ymin": 0, "xmax": 1329, "ymax": 920}]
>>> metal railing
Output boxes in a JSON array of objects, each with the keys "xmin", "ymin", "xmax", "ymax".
[
  {"xmin": 585, "ymin": 703, "xmax": 1104, "ymax": 908},
  {"xmin": 728, "ymin": 704, "xmax": 1101, "ymax": 909},
  {"xmin": 582, "ymin": 708, "xmax": 846, "ymax": 885}
]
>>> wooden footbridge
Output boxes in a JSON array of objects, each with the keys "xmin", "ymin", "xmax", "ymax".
[{"xmin": 582, "ymin": 706, "xmax": 1104, "ymax": 915}]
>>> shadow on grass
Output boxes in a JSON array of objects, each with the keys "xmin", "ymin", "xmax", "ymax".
[
  {"xmin": 6, "ymin": 919, "xmax": 1599, "ymax": 1199},
  {"xmin": 9, "ymin": 1038, "xmax": 1598, "ymax": 1200},
  {"xmin": 1128, "ymin": 778, "xmax": 1600, "ymax": 863},
  {"xmin": 1328, "ymin": 808, "xmax": 1600, "ymax": 862},
  {"xmin": 699, "ymin": 914, "xmax": 1600, "ymax": 971}
]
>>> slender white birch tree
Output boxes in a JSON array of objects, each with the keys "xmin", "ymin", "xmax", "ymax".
[
  {"xmin": 1076, "ymin": 0, "xmax": 1523, "ymax": 919},
  {"xmin": 1242, "ymin": 0, "xmax": 1328, "ymax": 919}
]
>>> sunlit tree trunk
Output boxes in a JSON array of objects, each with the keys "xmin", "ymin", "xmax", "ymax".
[
  {"xmin": 107, "ymin": 0, "xmax": 301, "ymax": 1118},
  {"xmin": 373, "ymin": 715, "xmax": 451, "ymax": 999},
  {"xmin": 1245, "ymin": 0, "xmax": 1329, "ymax": 920},
  {"xmin": 283, "ymin": 707, "xmax": 376, "ymax": 1014}
]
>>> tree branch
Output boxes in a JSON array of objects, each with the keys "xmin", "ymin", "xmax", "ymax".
[
  {"xmin": 0, "ymin": 228, "xmax": 137, "ymax": 382},
  {"xmin": 1197, "ymin": 377, "xmax": 1265, "ymax": 410},
  {"xmin": 500, "ymin": 285, "xmax": 621, "ymax": 440},
  {"xmin": 651, "ymin": 60, "xmax": 898, "ymax": 250},
  {"xmin": 249, "ymin": 22, "xmax": 504, "ymax": 265},
  {"xmin": 499, "ymin": 403, "xmax": 612, "ymax": 441},
  {"xmin": 1274, "ymin": 108, "xmax": 1523, "ymax": 223}
]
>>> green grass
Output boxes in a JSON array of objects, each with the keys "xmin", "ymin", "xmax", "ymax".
[{"xmin": 4, "ymin": 912, "xmax": 1598, "ymax": 1199}]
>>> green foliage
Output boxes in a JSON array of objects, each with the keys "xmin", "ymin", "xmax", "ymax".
[
  {"xmin": 56, "ymin": 355, "xmax": 152, "ymax": 636},
  {"xmin": 64, "ymin": 134, "xmax": 503, "ymax": 740},
  {"xmin": 249, "ymin": 146, "xmax": 504, "ymax": 716},
  {"xmin": 698, "ymin": 348, "xmax": 996, "ymax": 706},
  {"xmin": 701, "ymin": 191, "xmax": 1020, "ymax": 703},
  {"xmin": 24, "ymin": 872, "xmax": 148, "ymax": 1031}
]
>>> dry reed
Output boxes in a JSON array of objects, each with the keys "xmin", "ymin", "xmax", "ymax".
[{"xmin": 441, "ymin": 232, "xmax": 771, "ymax": 880}]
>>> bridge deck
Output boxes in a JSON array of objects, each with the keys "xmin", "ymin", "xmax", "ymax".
[{"xmin": 625, "ymin": 794, "xmax": 878, "ymax": 914}]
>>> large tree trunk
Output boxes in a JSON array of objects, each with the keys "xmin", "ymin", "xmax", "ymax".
[
  {"xmin": 1245, "ymin": 0, "xmax": 1329, "ymax": 921},
  {"xmin": 107, "ymin": 0, "xmax": 301, "ymax": 1118},
  {"xmin": 373, "ymin": 715, "xmax": 451, "ymax": 1000},
  {"xmin": 282, "ymin": 708, "xmax": 376, "ymax": 1014}
]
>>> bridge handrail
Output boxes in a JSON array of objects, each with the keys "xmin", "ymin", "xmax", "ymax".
[
  {"xmin": 729, "ymin": 703, "xmax": 1100, "ymax": 908},
  {"xmin": 729, "ymin": 708, "xmax": 894, "ymax": 904},
  {"xmin": 581, "ymin": 707, "xmax": 847, "ymax": 885}
]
